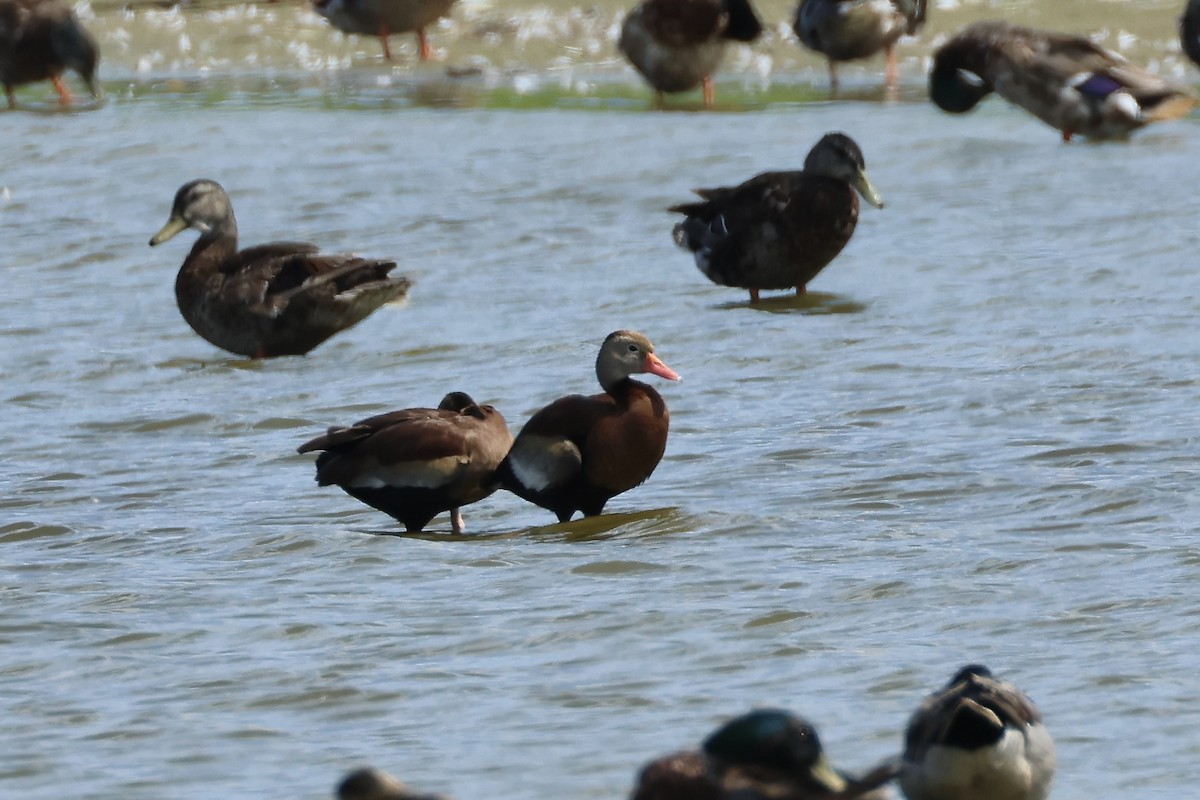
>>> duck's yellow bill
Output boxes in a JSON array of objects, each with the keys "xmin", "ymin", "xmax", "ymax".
[{"xmin": 149, "ymin": 215, "xmax": 187, "ymax": 246}]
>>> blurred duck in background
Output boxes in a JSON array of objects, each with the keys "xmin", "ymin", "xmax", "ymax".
[
  {"xmin": 0, "ymin": 0, "xmax": 99, "ymax": 109},
  {"xmin": 930, "ymin": 20, "xmax": 1195, "ymax": 141},
  {"xmin": 618, "ymin": 0, "xmax": 762, "ymax": 108},
  {"xmin": 313, "ymin": 0, "xmax": 456, "ymax": 61},
  {"xmin": 792, "ymin": 0, "xmax": 927, "ymax": 95}
]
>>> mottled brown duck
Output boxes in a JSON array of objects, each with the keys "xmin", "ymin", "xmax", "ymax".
[
  {"xmin": 0, "ymin": 0, "xmax": 99, "ymax": 108},
  {"xmin": 632, "ymin": 709, "xmax": 899, "ymax": 800},
  {"xmin": 149, "ymin": 179, "xmax": 411, "ymax": 358},
  {"xmin": 498, "ymin": 330, "xmax": 679, "ymax": 523},
  {"xmin": 313, "ymin": 0, "xmax": 456, "ymax": 61},
  {"xmin": 900, "ymin": 665, "xmax": 1056, "ymax": 800},
  {"xmin": 618, "ymin": 0, "xmax": 762, "ymax": 108},
  {"xmin": 337, "ymin": 767, "xmax": 451, "ymax": 800},
  {"xmin": 298, "ymin": 392, "xmax": 512, "ymax": 534},
  {"xmin": 930, "ymin": 20, "xmax": 1195, "ymax": 141},
  {"xmin": 670, "ymin": 131, "xmax": 883, "ymax": 303},
  {"xmin": 793, "ymin": 0, "xmax": 926, "ymax": 94}
]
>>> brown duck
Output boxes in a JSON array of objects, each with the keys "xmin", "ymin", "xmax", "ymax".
[
  {"xmin": 499, "ymin": 330, "xmax": 679, "ymax": 523},
  {"xmin": 632, "ymin": 708, "xmax": 899, "ymax": 800},
  {"xmin": 618, "ymin": 0, "xmax": 762, "ymax": 108},
  {"xmin": 930, "ymin": 20, "xmax": 1195, "ymax": 141},
  {"xmin": 149, "ymin": 179, "xmax": 411, "ymax": 358},
  {"xmin": 298, "ymin": 392, "xmax": 512, "ymax": 534},
  {"xmin": 793, "ymin": 0, "xmax": 927, "ymax": 95},
  {"xmin": 670, "ymin": 131, "xmax": 883, "ymax": 303},
  {"xmin": 313, "ymin": 0, "xmax": 456, "ymax": 61},
  {"xmin": 0, "ymin": 0, "xmax": 99, "ymax": 108}
]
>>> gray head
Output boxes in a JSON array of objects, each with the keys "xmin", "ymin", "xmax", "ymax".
[
  {"xmin": 804, "ymin": 132, "xmax": 884, "ymax": 209},
  {"xmin": 149, "ymin": 179, "xmax": 236, "ymax": 246},
  {"xmin": 336, "ymin": 768, "xmax": 449, "ymax": 800},
  {"xmin": 595, "ymin": 330, "xmax": 681, "ymax": 393}
]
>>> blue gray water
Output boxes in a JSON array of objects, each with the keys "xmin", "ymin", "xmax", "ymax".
[{"xmin": 4, "ymin": 2, "xmax": 1200, "ymax": 799}]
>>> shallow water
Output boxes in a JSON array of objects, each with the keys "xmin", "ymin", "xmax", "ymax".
[{"xmin": 4, "ymin": 1, "xmax": 1200, "ymax": 799}]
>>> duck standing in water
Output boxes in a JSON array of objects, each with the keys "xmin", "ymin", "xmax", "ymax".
[
  {"xmin": 670, "ymin": 131, "xmax": 883, "ymax": 303},
  {"xmin": 618, "ymin": 0, "xmax": 762, "ymax": 108},
  {"xmin": 313, "ymin": 0, "xmax": 456, "ymax": 61},
  {"xmin": 0, "ymin": 0, "xmax": 99, "ymax": 108},
  {"xmin": 149, "ymin": 179, "xmax": 412, "ymax": 358},
  {"xmin": 298, "ymin": 392, "xmax": 512, "ymax": 534},
  {"xmin": 900, "ymin": 665, "xmax": 1056, "ymax": 800},
  {"xmin": 632, "ymin": 708, "xmax": 899, "ymax": 800},
  {"xmin": 499, "ymin": 331, "xmax": 679, "ymax": 523},
  {"xmin": 793, "ymin": 0, "xmax": 927, "ymax": 94},
  {"xmin": 930, "ymin": 20, "xmax": 1195, "ymax": 141}
]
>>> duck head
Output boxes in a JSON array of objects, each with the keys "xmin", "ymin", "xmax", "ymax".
[{"xmin": 806, "ymin": 132, "xmax": 884, "ymax": 210}]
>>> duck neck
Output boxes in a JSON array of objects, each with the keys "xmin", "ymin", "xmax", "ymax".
[{"xmin": 186, "ymin": 214, "xmax": 239, "ymax": 271}]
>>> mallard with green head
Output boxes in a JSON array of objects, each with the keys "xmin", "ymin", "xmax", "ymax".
[
  {"xmin": 149, "ymin": 179, "xmax": 412, "ymax": 358},
  {"xmin": 632, "ymin": 709, "xmax": 899, "ymax": 800},
  {"xmin": 670, "ymin": 131, "xmax": 883, "ymax": 303},
  {"xmin": 618, "ymin": 0, "xmax": 762, "ymax": 108},
  {"xmin": 0, "ymin": 0, "xmax": 99, "ymax": 109},
  {"xmin": 930, "ymin": 20, "xmax": 1196, "ymax": 141},
  {"xmin": 336, "ymin": 768, "xmax": 450, "ymax": 800},
  {"xmin": 900, "ymin": 665, "xmax": 1056, "ymax": 800},
  {"xmin": 793, "ymin": 0, "xmax": 926, "ymax": 94},
  {"xmin": 313, "ymin": 0, "xmax": 456, "ymax": 61}
]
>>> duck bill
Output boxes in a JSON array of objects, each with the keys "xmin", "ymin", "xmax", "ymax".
[
  {"xmin": 644, "ymin": 353, "xmax": 681, "ymax": 381},
  {"xmin": 852, "ymin": 170, "xmax": 885, "ymax": 209},
  {"xmin": 149, "ymin": 215, "xmax": 188, "ymax": 246},
  {"xmin": 809, "ymin": 755, "xmax": 848, "ymax": 794}
]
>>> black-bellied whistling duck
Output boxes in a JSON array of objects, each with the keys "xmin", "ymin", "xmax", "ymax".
[
  {"xmin": 617, "ymin": 0, "xmax": 762, "ymax": 109},
  {"xmin": 336, "ymin": 767, "xmax": 451, "ymax": 800},
  {"xmin": 630, "ymin": 709, "xmax": 899, "ymax": 800},
  {"xmin": 670, "ymin": 132, "xmax": 883, "ymax": 304},
  {"xmin": 901, "ymin": 665, "xmax": 1056, "ymax": 800},
  {"xmin": 298, "ymin": 392, "xmax": 512, "ymax": 534},
  {"xmin": 149, "ymin": 179, "xmax": 411, "ymax": 358},
  {"xmin": 793, "ymin": 0, "xmax": 927, "ymax": 95},
  {"xmin": 930, "ymin": 21, "xmax": 1195, "ymax": 142},
  {"xmin": 0, "ymin": 0, "xmax": 100, "ymax": 109},
  {"xmin": 499, "ymin": 330, "xmax": 680, "ymax": 523},
  {"xmin": 312, "ymin": 0, "xmax": 456, "ymax": 62}
]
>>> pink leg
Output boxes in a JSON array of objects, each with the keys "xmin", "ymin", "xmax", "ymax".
[
  {"xmin": 52, "ymin": 75, "xmax": 73, "ymax": 105},
  {"xmin": 885, "ymin": 45, "xmax": 898, "ymax": 94},
  {"xmin": 451, "ymin": 508, "xmax": 465, "ymax": 534},
  {"xmin": 378, "ymin": 24, "xmax": 392, "ymax": 61},
  {"xmin": 701, "ymin": 76, "xmax": 714, "ymax": 109},
  {"xmin": 417, "ymin": 28, "xmax": 433, "ymax": 61},
  {"xmin": 749, "ymin": 288, "xmax": 761, "ymax": 304}
]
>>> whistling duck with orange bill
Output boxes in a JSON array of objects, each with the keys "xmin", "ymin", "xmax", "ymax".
[
  {"xmin": 930, "ymin": 20, "xmax": 1196, "ymax": 142},
  {"xmin": 298, "ymin": 392, "xmax": 512, "ymax": 534},
  {"xmin": 337, "ymin": 767, "xmax": 452, "ymax": 800},
  {"xmin": 900, "ymin": 665, "xmax": 1056, "ymax": 800},
  {"xmin": 149, "ymin": 179, "xmax": 411, "ymax": 358},
  {"xmin": 631, "ymin": 708, "xmax": 899, "ymax": 800},
  {"xmin": 793, "ymin": 0, "xmax": 926, "ymax": 95},
  {"xmin": 0, "ymin": 0, "xmax": 99, "ymax": 109},
  {"xmin": 499, "ymin": 331, "xmax": 679, "ymax": 523},
  {"xmin": 313, "ymin": 0, "xmax": 456, "ymax": 61},
  {"xmin": 670, "ymin": 131, "xmax": 883, "ymax": 304},
  {"xmin": 618, "ymin": 0, "xmax": 762, "ymax": 108}
]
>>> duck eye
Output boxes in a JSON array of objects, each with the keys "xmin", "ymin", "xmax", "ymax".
[{"xmin": 628, "ymin": 344, "xmax": 639, "ymax": 353}]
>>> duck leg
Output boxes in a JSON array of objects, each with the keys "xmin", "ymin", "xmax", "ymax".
[
  {"xmin": 5, "ymin": 85, "xmax": 14, "ymax": 109},
  {"xmin": 378, "ymin": 23, "xmax": 393, "ymax": 60},
  {"xmin": 450, "ymin": 507, "xmax": 465, "ymax": 534},
  {"xmin": 52, "ymin": 76, "xmax": 73, "ymax": 105},
  {"xmin": 417, "ymin": 28, "xmax": 434, "ymax": 61},
  {"xmin": 795, "ymin": 285, "xmax": 807, "ymax": 297},
  {"xmin": 884, "ymin": 44, "xmax": 899, "ymax": 94},
  {"xmin": 702, "ymin": 76, "xmax": 714, "ymax": 109},
  {"xmin": 827, "ymin": 59, "xmax": 839, "ymax": 96},
  {"xmin": 749, "ymin": 288, "xmax": 760, "ymax": 304}
]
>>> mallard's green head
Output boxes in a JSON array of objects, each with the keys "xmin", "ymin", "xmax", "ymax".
[
  {"xmin": 702, "ymin": 709, "xmax": 846, "ymax": 793},
  {"xmin": 805, "ymin": 132, "xmax": 884, "ymax": 210},
  {"xmin": 930, "ymin": 45, "xmax": 992, "ymax": 114}
]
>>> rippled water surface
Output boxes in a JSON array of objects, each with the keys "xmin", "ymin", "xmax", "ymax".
[{"xmin": 5, "ymin": 1, "xmax": 1200, "ymax": 799}]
